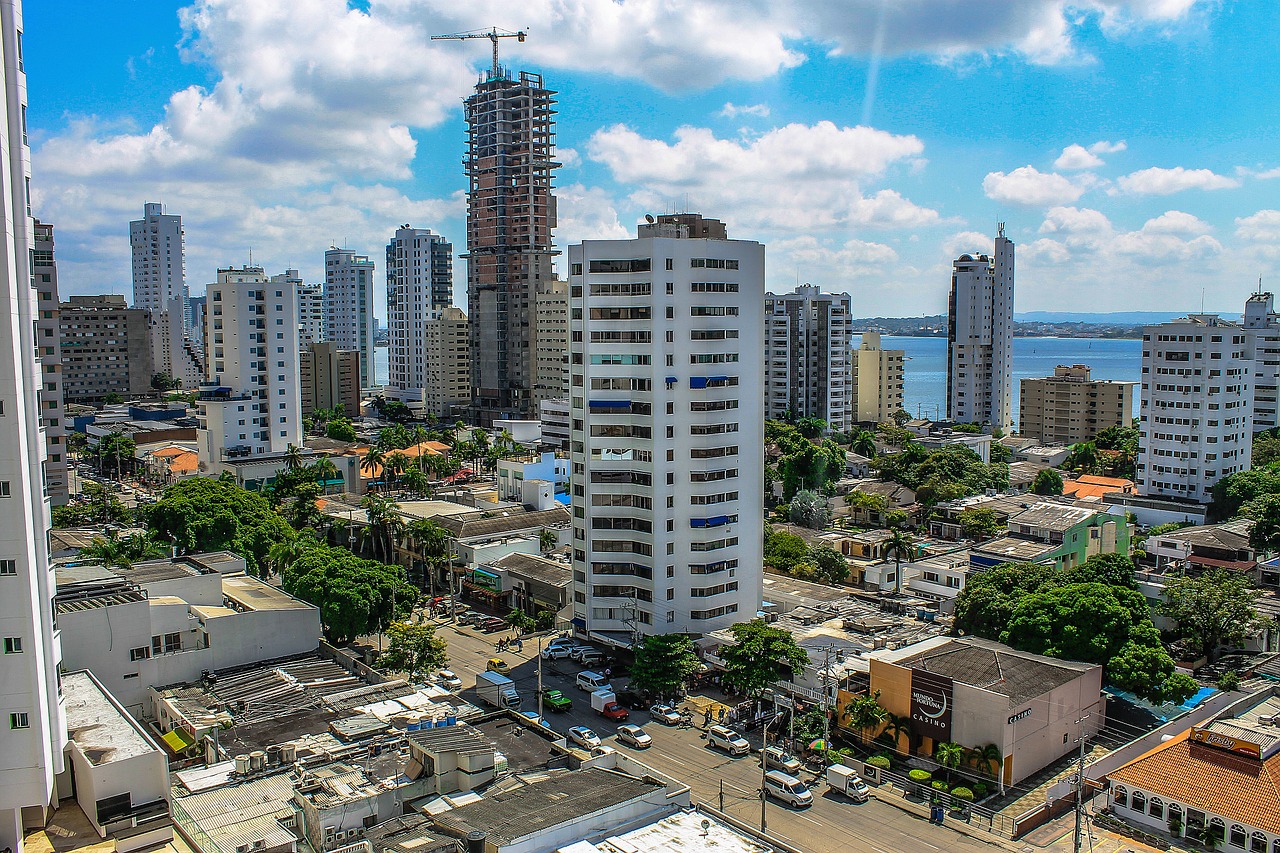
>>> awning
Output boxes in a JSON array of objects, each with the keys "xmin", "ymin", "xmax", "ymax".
[{"xmin": 161, "ymin": 728, "xmax": 194, "ymax": 753}]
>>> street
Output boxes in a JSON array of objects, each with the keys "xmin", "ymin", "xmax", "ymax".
[{"xmin": 435, "ymin": 618, "xmax": 1008, "ymax": 853}]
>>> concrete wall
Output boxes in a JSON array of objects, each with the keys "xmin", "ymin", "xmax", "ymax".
[{"xmin": 205, "ymin": 607, "xmax": 320, "ymax": 672}]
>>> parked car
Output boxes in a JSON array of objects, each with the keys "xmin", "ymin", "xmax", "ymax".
[
  {"xmin": 435, "ymin": 670, "xmax": 463, "ymax": 691},
  {"xmin": 478, "ymin": 617, "xmax": 507, "ymax": 632},
  {"xmin": 764, "ymin": 770, "xmax": 813, "ymax": 808},
  {"xmin": 568, "ymin": 726, "xmax": 601, "ymax": 749},
  {"xmin": 615, "ymin": 724, "xmax": 652, "ymax": 749},
  {"xmin": 648, "ymin": 704, "xmax": 683, "ymax": 726},
  {"xmin": 576, "ymin": 671, "xmax": 612, "ymax": 692},
  {"xmin": 457, "ymin": 611, "xmax": 483, "ymax": 625},
  {"xmin": 707, "ymin": 725, "xmax": 750, "ymax": 756},
  {"xmin": 486, "ymin": 658, "xmax": 510, "ymax": 675},
  {"xmin": 615, "ymin": 689, "xmax": 647, "ymax": 710},
  {"xmin": 578, "ymin": 651, "xmax": 607, "ymax": 667},
  {"xmin": 541, "ymin": 645, "xmax": 572, "ymax": 660},
  {"xmin": 567, "ymin": 645, "xmax": 597, "ymax": 662},
  {"xmin": 763, "ymin": 745, "xmax": 803, "ymax": 775},
  {"xmin": 542, "ymin": 689, "xmax": 572, "ymax": 712}
]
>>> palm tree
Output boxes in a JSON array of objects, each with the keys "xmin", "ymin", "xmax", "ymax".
[
  {"xmin": 452, "ymin": 420, "xmax": 467, "ymax": 448},
  {"xmin": 310, "ymin": 458, "xmax": 340, "ymax": 494},
  {"xmin": 851, "ymin": 429, "xmax": 877, "ymax": 459},
  {"xmin": 1065, "ymin": 441, "xmax": 1100, "ymax": 474},
  {"xmin": 284, "ymin": 443, "xmax": 305, "ymax": 471},
  {"xmin": 971, "ymin": 743, "xmax": 1003, "ymax": 784},
  {"xmin": 881, "ymin": 712, "xmax": 911, "ymax": 753},
  {"xmin": 843, "ymin": 690, "xmax": 889, "ymax": 743},
  {"xmin": 360, "ymin": 448, "xmax": 385, "ymax": 493},
  {"xmin": 80, "ymin": 531, "xmax": 168, "ymax": 569},
  {"xmin": 408, "ymin": 518, "xmax": 449, "ymax": 595},
  {"xmin": 884, "ymin": 528, "xmax": 915, "ymax": 595},
  {"xmin": 935, "ymin": 741, "xmax": 965, "ymax": 783},
  {"xmin": 384, "ymin": 452, "xmax": 409, "ymax": 491},
  {"xmin": 267, "ymin": 532, "xmax": 317, "ymax": 580},
  {"xmin": 361, "ymin": 493, "xmax": 403, "ymax": 563}
]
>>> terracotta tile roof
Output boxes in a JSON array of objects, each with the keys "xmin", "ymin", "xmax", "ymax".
[{"xmin": 1108, "ymin": 730, "xmax": 1280, "ymax": 835}]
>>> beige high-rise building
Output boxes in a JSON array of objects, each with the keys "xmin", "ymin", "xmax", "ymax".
[
  {"xmin": 299, "ymin": 341, "xmax": 360, "ymax": 418},
  {"xmin": 851, "ymin": 332, "xmax": 905, "ymax": 424},
  {"xmin": 1019, "ymin": 364, "xmax": 1135, "ymax": 445},
  {"xmin": 424, "ymin": 306, "xmax": 471, "ymax": 419},
  {"xmin": 534, "ymin": 279, "xmax": 569, "ymax": 405}
]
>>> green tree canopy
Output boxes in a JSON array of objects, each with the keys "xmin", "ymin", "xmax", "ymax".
[
  {"xmin": 957, "ymin": 506, "xmax": 1003, "ymax": 541},
  {"xmin": 281, "ymin": 542, "xmax": 415, "ymax": 643},
  {"xmin": 1160, "ymin": 569, "xmax": 1270, "ymax": 659},
  {"xmin": 795, "ymin": 417, "xmax": 827, "ymax": 440},
  {"xmin": 1031, "ymin": 469, "xmax": 1064, "ymax": 496},
  {"xmin": 145, "ymin": 478, "xmax": 296, "ymax": 574},
  {"xmin": 876, "ymin": 444, "xmax": 1007, "ymax": 505},
  {"xmin": 1001, "ymin": 582, "xmax": 1153, "ymax": 664},
  {"xmin": 788, "ymin": 490, "xmax": 830, "ymax": 529},
  {"xmin": 808, "ymin": 545, "xmax": 850, "ymax": 585},
  {"xmin": 763, "ymin": 528, "xmax": 810, "ymax": 572},
  {"xmin": 327, "ymin": 417, "xmax": 358, "ymax": 443},
  {"xmin": 1243, "ymin": 496, "xmax": 1280, "ymax": 556},
  {"xmin": 630, "ymin": 634, "xmax": 703, "ymax": 699},
  {"xmin": 720, "ymin": 619, "xmax": 810, "ymax": 698},
  {"xmin": 380, "ymin": 622, "xmax": 448, "ymax": 677},
  {"xmin": 1211, "ymin": 464, "xmax": 1280, "ymax": 521},
  {"xmin": 52, "ymin": 481, "xmax": 132, "ymax": 528},
  {"xmin": 843, "ymin": 689, "xmax": 888, "ymax": 739}
]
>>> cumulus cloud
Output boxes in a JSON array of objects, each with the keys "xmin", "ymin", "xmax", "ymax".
[
  {"xmin": 1054, "ymin": 144, "xmax": 1104, "ymax": 171},
  {"xmin": 553, "ymin": 184, "xmax": 631, "ymax": 244},
  {"xmin": 720, "ymin": 102, "xmax": 770, "ymax": 119},
  {"xmin": 1115, "ymin": 166, "xmax": 1240, "ymax": 195},
  {"xmin": 775, "ymin": 235, "xmax": 898, "ymax": 269},
  {"xmin": 1235, "ymin": 210, "xmax": 1280, "ymax": 243},
  {"xmin": 587, "ymin": 121, "xmax": 937, "ymax": 232},
  {"xmin": 942, "ymin": 231, "xmax": 997, "ymax": 258},
  {"xmin": 1089, "ymin": 140, "xmax": 1127, "ymax": 154},
  {"xmin": 983, "ymin": 166, "xmax": 1089, "ymax": 206}
]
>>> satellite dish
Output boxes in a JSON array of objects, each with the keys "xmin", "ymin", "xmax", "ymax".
[
  {"xmin": 701, "ymin": 820, "xmax": 710, "ymax": 830},
  {"xmin": 645, "ymin": 214, "xmax": 655, "ymax": 224}
]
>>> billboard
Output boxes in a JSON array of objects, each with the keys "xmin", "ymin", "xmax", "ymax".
[
  {"xmin": 1190, "ymin": 727, "xmax": 1262, "ymax": 759},
  {"xmin": 910, "ymin": 669, "xmax": 954, "ymax": 742}
]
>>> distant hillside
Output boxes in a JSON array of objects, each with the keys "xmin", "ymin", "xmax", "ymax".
[{"xmin": 1014, "ymin": 311, "xmax": 1238, "ymax": 324}]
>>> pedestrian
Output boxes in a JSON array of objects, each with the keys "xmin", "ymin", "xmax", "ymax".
[
  {"xmin": 604, "ymin": 667, "xmax": 612, "ymax": 679},
  {"xmin": 704, "ymin": 708, "xmax": 712, "ymax": 727}
]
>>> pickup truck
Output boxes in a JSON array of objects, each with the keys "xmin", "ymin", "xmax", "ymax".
[
  {"xmin": 590, "ymin": 689, "xmax": 630, "ymax": 721},
  {"xmin": 542, "ymin": 689, "xmax": 572, "ymax": 712}
]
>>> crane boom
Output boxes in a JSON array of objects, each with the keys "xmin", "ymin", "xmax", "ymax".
[{"xmin": 431, "ymin": 27, "xmax": 527, "ymax": 78}]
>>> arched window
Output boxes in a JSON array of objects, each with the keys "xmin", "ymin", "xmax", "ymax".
[
  {"xmin": 1270, "ymin": 836, "xmax": 1280, "ymax": 853},
  {"xmin": 1131, "ymin": 790, "xmax": 1147, "ymax": 813},
  {"xmin": 1149, "ymin": 797, "xmax": 1164, "ymax": 820},
  {"xmin": 1229, "ymin": 825, "xmax": 1246, "ymax": 848},
  {"xmin": 1112, "ymin": 785, "xmax": 1128, "ymax": 809},
  {"xmin": 1209, "ymin": 818, "xmax": 1226, "ymax": 843},
  {"xmin": 1250, "ymin": 832, "xmax": 1268, "ymax": 853}
]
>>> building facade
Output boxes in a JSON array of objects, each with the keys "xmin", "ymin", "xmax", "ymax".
[
  {"xmin": 58, "ymin": 296, "xmax": 155, "ymax": 402},
  {"xmin": 295, "ymin": 279, "xmax": 323, "ymax": 348},
  {"xmin": 323, "ymin": 247, "xmax": 375, "ymax": 389},
  {"xmin": 198, "ymin": 267, "xmax": 302, "ymax": 473},
  {"xmin": 422, "ymin": 306, "xmax": 471, "ymax": 419},
  {"xmin": 0, "ymin": 3, "xmax": 69, "ymax": 847},
  {"xmin": 130, "ymin": 202, "xmax": 200, "ymax": 387},
  {"xmin": 534, "ymin": 278, "xmax": 569, "ymax": 406},
  {"xmin": 569, "ymin": 216, "xmax": 764, "ymax": 641},
  {"xmin": 33, "ymin": 220, "xmax": 66, "ymax": 505},
  {"xmin": 850, "ymin": 331, "xmax": 905, "ymax": 424},
  {"xmin": 386, "ymin": 226, "xmax": 453, "ymax": 410},
  {"xmin": 1138, "ymin": 314, "xmax": 1253, "ymax": 504},
  {"xmin": 1245, "ymin": 290, "xmax": 1279, "ymax": 432},
  {"xmin": 947, "ymin": 226, "xmax": 1014, "ymax": 430},
  {"xmin": 465, "ymin": 69, "xmax": 559, "ymax": 424},
  {"xmin": 763, "ymin": 284, "xmax": 854, "ymax": 432},
  {"xmin": 299, "ymin": 341, "xmax": 360, "ymax": 418},
  {"xmin": 1018, "ymin": 364, "xmax": 1136, "ymax": 445}
]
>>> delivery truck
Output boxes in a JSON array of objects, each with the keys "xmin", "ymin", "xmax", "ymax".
[
  {"xmin": 476, "ymin": 670, "xmax": 521, "ymax": 710},
  {"xmin": 590, "ymin": 689, "xmax": 630, "ymax": 721},
  {"xmin": 826, "ymin": 764, "xmax": 870, "ymax": 802}
]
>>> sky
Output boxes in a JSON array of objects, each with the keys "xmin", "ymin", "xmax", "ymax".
[{"xmin": 24, "ymin": 0, "xmax": 1280, "ymax": 320}]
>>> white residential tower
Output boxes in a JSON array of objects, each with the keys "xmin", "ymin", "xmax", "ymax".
[
  {"xmin": 763, "ymin": 284, "xmax": 854, "ymax": 432},
  {"xmin": 386, "ymin": 226, "xmax": 453, "ymax": 411},
  {"xmin": 947, "ymin": 225, "xmax": 1014, "ymax": 430},
  {"xmin": 323, "ymin": 247, "xmax": 375, "ymax": 389}
]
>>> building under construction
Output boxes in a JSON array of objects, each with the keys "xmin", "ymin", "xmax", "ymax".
[{"xmin": 463, "ymin": 68, "xmax": 559, "ymax": 424}]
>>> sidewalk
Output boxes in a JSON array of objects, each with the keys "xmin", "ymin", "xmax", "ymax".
[{"xmin": 865, "ymin": 787, "xmax": 1024, "ymax": 852}]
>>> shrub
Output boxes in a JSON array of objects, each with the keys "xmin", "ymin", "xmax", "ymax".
[
  {"xmin": 866, "ymin": 756, "xmax": 891, "ymax": 771},
  {"xmin": 972, "ymin": 782, "xmax": 989, "ymax": 799},
  {"xmin": 951, "ymin": 787, "xmax": 975, "ymax": 802},
  {"xmin": 931, "ymin": 780, "xmax": 947, "ymax": 791},
  {"xmin": 908, "ymin": 769, "xmax": 932, "ymax": 783}
]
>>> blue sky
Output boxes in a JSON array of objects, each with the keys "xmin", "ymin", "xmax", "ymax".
[{"xmin": 24, "ymin": 0, "xmax": 1280, "ymax": 318}]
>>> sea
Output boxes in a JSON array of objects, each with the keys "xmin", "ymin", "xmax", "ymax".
[{"xmin": 374, "ymin": 337, "xmax": 1143, "ymax": 429}]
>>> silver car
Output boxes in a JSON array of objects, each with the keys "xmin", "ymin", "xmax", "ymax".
[{"xmin": 615, "ymin": 724, "xmax": 652, "ymax": 749}]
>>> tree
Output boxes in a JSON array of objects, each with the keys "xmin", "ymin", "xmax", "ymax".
[
  {"xmin": 763, "ymin": 528, "xmax": 810, "ymax": 572},
  {"xmin": 989, "ymin": 441, "xmax": 1013, "ymax": 464},
  {"xmin": 1211, "ymin": 464, "xmax": 1280, "ymax": 521},
  {"xmin": 102, "ymin": 392, "xmax": 123, "ymax": 405},
  {"xmin": 957, "ymin": 507, "xmax": 1002, "ymax": 541},
  {"xmin": 281, "ymin": 542, "xmax": 415, "ymax": 643},
  {"xmin": 1254, "ymin": 432, "xmax": 1280, "ymax": 468},
  {"xmin": 808, "ymin": 545, "xmax": 850, "ymax": 585},
  {"xmin": 79, "ymin": 531, "xmax": 168, "ymax": 568},
  {"xmin": 851, "ymin": 430, "xmax": 877, "ymax": 459},
  {"xmin": 795, "ymin": 417, "xmax": 827, "ymax": 440},
  {"xmin": 51, "ymin": 481, "xmax": 131, "ymax": 528},
  {"xmin": 327, "ymin": 417, "xmax": 357, "ymax": 443},
  {"xmin": 361, "ymin": 448, "xmax": 386, "ymax": 491},
  {"xmin": 95, "ymin": 430, "xmax": 136, "ymax": 478},
  {"xmin": 1244, "ymin": 495, "xmax": 1280, "ymax": 556},
  {"xmin": 630, "ymin": 634, "xmax": 703, "ymax": 699},
  {"xmin": 1002, "ymin": 582, "xmax": 1151, "ymax": 664},
  {"xmin": 145, "ymin": 478, "xmax": 296, "ymax": 574},
  {"xmin": 719, "ymin": 619, "xmax": 810, "ymax": 698},
  {"xmin": 843, "ymin": 690, "xmax": 888, "ymax": 742},
  {"xmin": 505, "ymin": 609, "xmax": 534, "ymax": 633},
  {"xmin": 1064, "ymin": 441, "xmax": 1100, "ymax": 474},
  {"xmin": 284, "ymin": 443, "xmax": 305, "ymax": 471},
  {"xmin": 970, "ymin": 743, "xmax": 1002, "ymax": 778},
  {"xmin": 151, "ymin": 371, "xmax": 177, "ymax": 391},
  {"xmin": 789, "ymin": 490, "xmax": 830, "ymax": 529},
  {"xmin": 1108, "ymin": 641, "xmax": 1197, "ymax": 705},
  {"xmin": 935, "ymin": 741, "xmax": 965, "ymax": 782},
  {"xmin": 1160, "ymin": 570, "xmax": 1270, "ymax": 660},
  {"xmin": 539, "ymin": 528, "xmax": 558, "ymax": 552},
  {"xmin": 360, "ymin": 493, "xmax": 403, "ymax": 563},
  {"xmin": 891, "ymin": 409, "xmax": 911, "ymax": 427},
  {"xmin": 1061, "ymin": 552, "xmax": 1137, "ymax": 589},
  {"xmin": 1031, "ymin": 469, "xmax": 1064, "ymax": 496},
  {"xmin": 885, "ymin": 528, "xmax": 914, "ymax": 595},
  {"xmin": 380, "ymin": 622, "xmax": 448, "ymax": 678},
  {"xmin": 406, "ymin": 518, "xmax": 449, "ymax": 593}
]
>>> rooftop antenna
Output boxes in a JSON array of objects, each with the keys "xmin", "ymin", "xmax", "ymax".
[{"xmin": 431, "ymin": 27, "xmax": 528, "ymax": 79}]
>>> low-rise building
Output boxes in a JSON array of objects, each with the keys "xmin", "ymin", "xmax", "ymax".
[
  {"xmin": 905, "ymin": 549, "xmax": 973, "ymax": 613},
  {"xmin": 1145, "ymin": 519, "xmax": 1257, "ymax": 576},
  {"xmin": 479, "ymin": 552, "xmax": 572, "ymax": 618},
  {"xmin": 495, "ymin": 451, "xmax": 568, "ymax": 503},
  {"xmin": 970, "ymin": 501, "xmax": 1130, "ymax": 571},
  {"xmin": 1062, "ymin": 474, "xmax": 1136, "ymax": 502},
  {"xmin": 915, "ymin": 429, "xmax": 993, "ymax": 463}
]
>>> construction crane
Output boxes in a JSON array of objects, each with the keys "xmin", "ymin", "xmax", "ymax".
[{"xmin": 431, "ymin": 27, "xmax": 527, "ymax": 79}]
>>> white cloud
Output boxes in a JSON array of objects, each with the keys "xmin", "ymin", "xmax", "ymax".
[
  {"xmin": 720, "ymin": 102, "xmax": 771, "ymax": 119},
  {"xmin": 1054, "ymin": 144, "xmax": 1104, "ymax": 170},
  {"xmin": 1235, "ymin": 210, "xmax": 1280, "ymax": 243},
  {"xmin": 1115, "ymin": 166, "xmax": 1240, "ymax": 195},
  {"xmin": 1023, "ymin": 237, "xmax": 1071, "ymax": 263},
  {"xmin": 1111, "ymin": 214, "xmax": 1222, "ymax": 260},
  {"xmin": 1089, "ymin": 140, "xmax": 1127, "ymax": 154},
  {"xmin": 1253, "ymin": 167, "xmax": 1280, "ymax": 180},
  {"xmin": 553, "ymin": 184, "xmax": 631, "ymax": 244},
  {"xmin": 983, "ymin": 166, "xmax": 1088, "ymax": 206},
  {"xmin": 587, "ymin": 121, "xmax": 936, "ymax": 232},
  {"xmin": 774, "ymin": 235, "xmax": 898, "ymax": 269},
  {"xmin": 942, "ymin": 231, "xmax": 996, "ymax": 258},
  {"xmin": 1140, "ymin": 210, "xmax": 1212, "ymax": 235}
]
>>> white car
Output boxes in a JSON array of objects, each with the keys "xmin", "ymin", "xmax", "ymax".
[
  {"xmin": 541, "ymin": 645, "xmax": 572, "ymax": 660},
  {"xmin": 435, "ymin": 670, "xmax": 463, "ymax": 691},
  {"xmin": 648, "ymin": 704, "xmax": 683, "ymax": 726},
  {"xmin": 568, "ymin": 726, "xmax": 601, "ymax": 749},
  {"xmin": 708, "ymin": 725, "xmax": 751, "ymax": 756},
  {"xmin": 615, "ymin": 724, "xmax": 652, "ymax": 749}
]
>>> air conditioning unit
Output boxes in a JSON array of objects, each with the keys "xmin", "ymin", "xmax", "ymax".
[
  {"xmin": 252, "ymin": 840, "xmax": 266, "ymax": 850},
  {"xmin": 236, "ymin": 845, "xmax": 249, "ymax": 853}
]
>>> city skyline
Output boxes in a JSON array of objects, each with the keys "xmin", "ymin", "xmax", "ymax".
[{"xmin": 23, "ymin": 1, "xmax": 1280, "ymax": 319}]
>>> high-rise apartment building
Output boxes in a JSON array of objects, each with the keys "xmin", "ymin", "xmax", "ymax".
[
  {"xmin": 850, "ymin": 332, "xmax": 905, "ymax": 424},
  {"xmin": 465, "ymin": 68, "xmax": 559, "ymax": 424},
  {"xmin": 1019, "ymin": 364, "xmax": 1135, "ymax": 445},
  {"xmin": 947, "ymin": 226, "xmax": 1014, "ymax": 430},
  {"xmin": 763, "ymin": 284, "xmax": 854, "ymax": 432},
  {"xmin": 422, "ymin": 306, "xmax": 472, "ymax": 419},
  {"xmin": 130, "ymin": 202, "xmax": 200, "ymax": 386},
  {"xmin": 188, "ymin": 295, "xmax": 206, "ymax": 344},
  {"xmin": 299, "ymin": 341, "xmax": 360, "ymax": 419},
  {"xmin": 296, "ymin": 280, "xmax": 323, "ymax": 348},
  {"xmin": 59, "ymin": 296, "xmax": 155, "ymax": 402},
  {"xmin": 198, "ymin": 267, "xmax": 301, "ymax": 472},
  {"xmin": 534, "ymin": 279, "xmax": 569, "ymax": 404},
  {"xmin": 1244, "ymin": 290, "xmax": 1279, "ymax": 431},
  {"xmin": 1137, "ymin": 314, "xmax": 1253, "ymax": 504},
  {"xmin": 0, "ymin": 4, "xmax": 69, "ymax": 847},
  {"xmin": 569, "ymin": 214, "xmax": 764, "ymax": 639},
  {"xmin": 323, "ymin": 248, "xmax": 375, "ymax": 389},
  {"xmin": 386, "ymin": 226, "xmax": 453, "ymax": 411},
  {"xmin": 33, "ymin": 220, "xmax": 66, "ymax": 505}
]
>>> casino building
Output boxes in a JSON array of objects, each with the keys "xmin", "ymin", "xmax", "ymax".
[
  {"xmin": 1108, "ymin": 690, "xmax": 1280, "ymax": 851},
  {"xmin": 841, "ymin": 637, "xmax": 1104, "ymax": 787}
]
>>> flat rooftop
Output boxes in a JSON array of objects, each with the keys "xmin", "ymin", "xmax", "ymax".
[
  {"xmin": 64, "ymin": 670, "xmax": 157, "ymax": 765},
  {"xmin": 585, "ymin": 808, "xmax": 770, "ymax": 853},
  {"xmin": 972, "ymin": 536, "xmax": 1057, "ymax": 561},
  {"xmin": 222, "ymin": 575, "xmax": 314, "ymax": 612}
]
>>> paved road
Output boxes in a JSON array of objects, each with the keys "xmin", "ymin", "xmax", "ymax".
[{"xmin": 436, "ymin": 619, "xmax": 1007, "ymax": 853}]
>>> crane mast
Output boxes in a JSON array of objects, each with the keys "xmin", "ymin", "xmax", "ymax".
[{"xmin": 430, "ymin": 26, "xmax": 527, "ymax": 78}]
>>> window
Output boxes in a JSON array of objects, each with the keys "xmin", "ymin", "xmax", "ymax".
[
  {"xmin": 3, "ymin": 637, "xmax": 22, "ymax": 654},
  {"xmin": 129, "ymin": 647, "xmax": 150, "ymax": 661},
  {"xmin": 10, "ymin": 712, "xmax": 29, "ymax": 729},
  {"xmin": 0, "ymin": 559, "xmax": 16, "ymax": 576},
  {"xmin": 0, "ymin": 481, "xmax": 10, "ymax": 497}
]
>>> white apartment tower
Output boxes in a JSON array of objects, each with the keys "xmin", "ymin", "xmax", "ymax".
[
  {"xmin": 386, "ymin": 226, "xmax": 452, "ymax": 411},
  {"xmin": 763, "ymin": 284, "xmax": 854, "ymax": 432},
  {"xmin": 947, "ymin": 226, "xmax": 1014, "ymax": 430},
  {"xmin": 569, "ymin": 214, "xmax": 764, "ymax": 640},
  {"xmin": 0, "ymin": 3, "xmax": 68, "ymax": 849},
  {"xmin": 1137, "ymin": 314, "xmax": 1253, "ymax": 504},
  {"xmin": 33, "ymin": 220, "xmax": 66, "ymax": 506},
  {"xmin": 323, "ymin": 247, "xmax": 375, "ymax": 389},
  {"xmin": 198, "ymin": 267, "xmax": 302, "ymax": 472},
  {"xmin": 534, "ymin": 279, "xmax": 570, "ymax": 404},
  {"xmin": 275, "ymin": 269, "xmax": 321, "ymax": 348},
  {"xmin": 1244, "ymin": 290, "xmax": 1279, "ymax": 431},
  {"xmin": 130, "ymin": 201, "xmax": 188, "ymax": 323}
]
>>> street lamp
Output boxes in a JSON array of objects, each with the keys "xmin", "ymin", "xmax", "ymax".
[{"xmin": 760, "ymin": 712, "xmax": 776, "ymax": 832}]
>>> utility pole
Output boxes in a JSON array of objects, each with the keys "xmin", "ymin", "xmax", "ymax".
[
  {"xmin": 719, "ymin": 778, "xmax": 724, "ymax": 813},
  {"xmin": 536, "ymin": 636, "xmax": 544, "ymax": 720},
  {"xmin": 1072, "ymin": 714, "xmax": 1090, "ymax": 853},
  {"xmin": 760, "ymin": 714, "xmax": 774, "ymax": 832}
]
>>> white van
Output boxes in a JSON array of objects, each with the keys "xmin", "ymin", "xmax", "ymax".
[
  {"xmin": 707, "ymin": 725, "xmax": 750, "ymax": 756},
  {"xmin": 764, "ymin": 770, "xmax": 814, "ymax": 808},
  {"xmin": 576, "ymin": 671, "xmax": 612, "ymax": 692}
]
